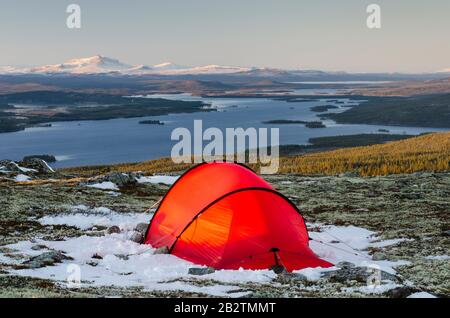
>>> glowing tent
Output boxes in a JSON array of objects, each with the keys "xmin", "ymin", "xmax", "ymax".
[{"xmin": 144, "ymin": 162, "xmax": 332, "ymax": 271}]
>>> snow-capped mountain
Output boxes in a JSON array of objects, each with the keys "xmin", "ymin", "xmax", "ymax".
[
  {"xmin": 29, "ymin": 55, "xmax": 132, "ymax": 74},
  {"xmin": 152, "ymin": 62, "xmax": 186, "ymax": 71},
  {"xmin": 0, "ymin": 55, "xmax": 252, "ymax": 75},
  {"xmin": 163, "ymin": 64, "xmax": 251, "ymax": 75}
]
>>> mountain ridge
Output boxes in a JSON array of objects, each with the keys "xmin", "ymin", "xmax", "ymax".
[{"xmin": 0, "ymin": 55, "xmax": 253, "ymax": 76}]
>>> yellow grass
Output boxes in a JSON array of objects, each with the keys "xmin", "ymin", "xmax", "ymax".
[{"xmin": 60, "ymin": 132, "xmax": 450, "ymax": 177}]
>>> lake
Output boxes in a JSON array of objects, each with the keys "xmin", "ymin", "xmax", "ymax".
[{"xmin": 0, "ymin": 91, "xmax": 445, "ymax": 168}]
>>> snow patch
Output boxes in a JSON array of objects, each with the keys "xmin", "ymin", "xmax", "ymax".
[
  {"xmin": 1, "ymin": 212, "xmax": 412, "ymax": 297},
  {"xmin": 2, "ymin": 233, "xmax": 267, "ymax": 297},
  {"xmin": 407, "ymin": 292, "xmax": 437, "ymax": 298},
  {"xmin": 308, "ymin": 224, "xmax": 410, "ymax": 274},
  {"xmin": 137, "ymin": 175, "xmax": 179, "ymax": 185},
  {"xmin": 86, "ymin": 181, "xmax": 119, "ymax": 191},
  {"xmin": 37, "ymin": 208, "xmax": 150, "ymax": 231},
  {"xmin": 15, "ymin": 174, "xmax": 31, "ymax": 182},
  {"xmin": 425, "ymin": 255, "xmax": 449, "ymax": 261}
]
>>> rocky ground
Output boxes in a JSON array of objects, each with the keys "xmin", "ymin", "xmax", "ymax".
[{"xmin": 0, "ymin": 159, "xmax": 448, "ymax": 298}]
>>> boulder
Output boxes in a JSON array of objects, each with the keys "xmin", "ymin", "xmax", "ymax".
[
  {"xmin": 134, "ymin": 223, "xmax": 149, "ymax": 236},
  {"xmin": 106, "ymin": 225, "xmax": 121, "ymax": 235},
  {"xmin": 31, "ymin": 244, "xmax": 48, "ymax": 251},
  {"xmin": 0, "ymin": 160, "xmax": 23, "ymax": 173},
  {"xmin": 372, "ymin": 252, "xmax": 388, "ymax": 261},
  {"xmin": 322, "ymin": 262, "xmax": 398, "ymax": 283},
  {"xmin": 129, "ymin": 231, "xmax": 144, "ymax": 244},
  {"xmin": 23, "ymin": 251, "xmax": 72, "ymax": 269},
  {"xmin": 386, "ymin": 286, "xmax": 418, "ymax": 298},
  {"xmin": 101, "ymin": 172, "xmax": 139, "ymax": 188},
  {"xmin": 20, "ymin": 158, "xmax": 54, "ymax": 174},
  {"xmin": 276, "ymin": 272, "xmax": 309, "ymax": 284},
  {"xmin": 188, "ymin": 267, "xmax": 215, "ymax": 276}
]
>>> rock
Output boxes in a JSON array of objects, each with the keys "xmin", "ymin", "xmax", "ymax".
[
  {"xmin": 92, "ymin": 253, "xmax": 103, "ymax": 259},
  {"xmin": 134, "ymin": 223, "xmax": 149, "ymax": 235},
  {"xmin": 101, "ymin": 172, "xmax": 138, "ymax": 188},
  {"xmin": 0, "ymin": 160, "xmax": 23, "ymax": 172},
  {"xmin": 372, "ymin": 252, "xmax": 388, "ymax": 261},
  {"xmin": 322, "ymin": 263, "xmax": 398, "ymax": 283},
  {"xmin": 31, "ymin": 244, "xmax": 48, "ymax": 251},
  {"xmin": 336, "ymin": 261, "xmax": 355, "ymax": 269},
  {"xmin": 129, "ymin": 231, "xmax": 144, "ymax": 244},
  {"xmin": 106, "ymin": 225, "xmax": 121, "ymax": 234},
  {"xmin": 23, "ymin": 251, "xmax": 72, "ymax": 269},
  {"xmin": 115, "ymin": 254, "xmax": 129, "ymax": 260},
  {"xmin": 154, "ymin": 246, "xmax": 170, "ymax": 254},
  {"xmin": 20, "ymin": 158, "xmax": 54, "ymax": 174},
  {"xmin": 188, "ymin": 267, "xmax": 215, "ymax": 276},
  {"xmin": 276, "ymin": 272, "xmax": 309, "ymax": 284},
  {"xmin": 386, "ymin": 286, "xmax": 418, "ymax": 298},
  {"xmin": 443, "ymin": 230, "xmax": 450, "ymax": 237}
]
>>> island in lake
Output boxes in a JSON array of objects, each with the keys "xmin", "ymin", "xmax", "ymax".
[
  {"xmin": 138, "ymin": 120, "xmax": 164, "ymax": 125},
  {"xmin": 263, "ymin": 119, "xmax": 326, "ymax": 128},
  {"xmin": 310, "ymin": 105, "xmax": 339, "ymax": 112}
]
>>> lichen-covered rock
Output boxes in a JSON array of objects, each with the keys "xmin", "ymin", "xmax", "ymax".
[
  {"xmin": 100, "ymin": 172, "xmax": 139, "ymax": 188},
  {"xmin": 22, "ymin": 251, "xmax": 73, "ymax": 269},
  {"xmin": 322, "ymin": 262, "xmax": 399, "ymax": 283}
]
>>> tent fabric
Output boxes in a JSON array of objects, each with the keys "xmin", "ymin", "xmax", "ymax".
[{"xmin": 144, "ymin": 162, "xmax": 332, "ymax": 271}]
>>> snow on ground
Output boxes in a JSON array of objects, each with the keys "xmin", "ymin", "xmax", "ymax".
[
  {"xmin": 37, "ymin": 206, "xmax": 150, "ymax": 231},
  {"xmin": 3, "ymin": 232, "xmax": 267, "ymax": 297},
  {"xmin": 0, "ymin": 162, "xmax": 37, "ymax": 173},
  {"xmin": 14, "ymin": 174, "xmax": 31, "ymax": 182},
  {"xmin": 137, "ymin": 175, "xmax": 179, "ymax": 185},
  {"xmin": 86, "ymin": 181, "xmax": 119, "ymax": 191},
  {"xmin": 425, "ymin": 255, "xmax": 449, "ymax": 261},
  {"xmin": 308, "ymin": 224, "xmax": 410, "ymax": 275},
  {"xmin": 407, "ymin": 292, "xmax": 437, "ymax": 298},
  {"xmin": 0, "ymin": 210, "xmax": 411, "ymax": 297},
  {"xmin": 344, "ymin": 282, "xmax": 402, "ymax": 295}
]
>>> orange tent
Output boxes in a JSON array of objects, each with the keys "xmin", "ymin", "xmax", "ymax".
[{"xmin": 144, "ymin": 162, "xmax": 332, "ymax": 271}]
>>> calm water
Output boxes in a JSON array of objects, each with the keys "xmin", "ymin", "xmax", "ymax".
[{"xmin": 0, "ymin": 91, "xmax": 445, "ymax": 168}]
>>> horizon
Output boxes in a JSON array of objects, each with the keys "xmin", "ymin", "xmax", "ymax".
[
  {"xmin": 1, "ymin": 53, "xmax": 449, "ymax": 75},
  {"xmin": 1, "ymin": 0, "xmax": 449, "ymax": 73}
]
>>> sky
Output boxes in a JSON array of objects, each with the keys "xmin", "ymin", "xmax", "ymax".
[{"xmin": 1, "ymin": 0, "xmax": 449, "ymax": 73}]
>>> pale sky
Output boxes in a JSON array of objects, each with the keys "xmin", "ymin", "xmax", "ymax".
[{"xmin": 1, "ymin": 0, "xmax": 449, "ymax": 72}]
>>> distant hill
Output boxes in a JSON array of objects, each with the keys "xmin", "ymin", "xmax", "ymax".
[
  {"xmin": 351, "ymin": 77, "xmax": 450, "ymax": 96},
  {"xmin": 324, "ymin": 94, "xmax": 450, "ymax": 128}
]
